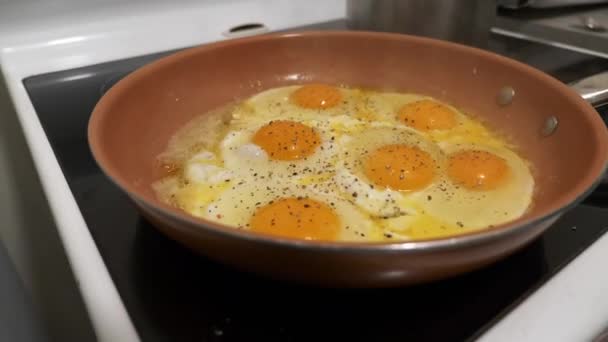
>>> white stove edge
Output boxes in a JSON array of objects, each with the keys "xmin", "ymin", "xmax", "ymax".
[
  {"xmin": 480, "ymin": 230, "xmax": 608, "ymax": 342},
  {"xmin": 0, "ymin": 1, "xmax": 346, "ymax": 341},
  {"xmin": 0, "ymin": 1, "xmax": 607, "ymax": 341}
]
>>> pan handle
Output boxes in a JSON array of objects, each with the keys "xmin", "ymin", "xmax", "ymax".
[
  {"xmin": 569, "ymin": 71, "xmax": 608, "ymax": 184},
  {"xmin": 569, "ymin": 71, "xmax": 608, "ymax": 107}
]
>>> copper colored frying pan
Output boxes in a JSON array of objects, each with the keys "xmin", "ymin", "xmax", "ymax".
[{"xmin": 88, "ymin": 31, "xmax": 608, "ymax": 287}]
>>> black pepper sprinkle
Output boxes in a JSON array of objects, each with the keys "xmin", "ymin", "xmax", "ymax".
[{"xmin": 352, "ymin": 192, "xmax": 358, "ymax": 198}]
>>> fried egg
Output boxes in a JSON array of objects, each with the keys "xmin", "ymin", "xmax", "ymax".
[
  {"xmin": 219, "ymin": 119, "xmax": 340, "ymax": 185},
  {"xmin": 418, "ymin": 143, "xmax": 534, "ymax": 229},
  {"xmin": 203, "ymin": 181, "xmax": 379, "ymax": 241},
  {"xmin": 229, "ymin": 84, "xmax": 368, "ymax": 129},
  {"xmin": 334, "ymin": 125, "xmax": 533, "ymax": 239},
  {"xmin": 153, "ymin": 84, "xmax": 535, "ymax": 242},
  {"xmin": 335, "ymin": 127, "xmax": 443, "ymax": 217}
]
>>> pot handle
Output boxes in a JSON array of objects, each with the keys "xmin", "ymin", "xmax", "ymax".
[
  {"xmin": 569, "ymin": 71, "xmax": 608, "ymax": 184},
  {"xmin": 569, "ymin": 71, "xmax": 608, "ymax": 107}
]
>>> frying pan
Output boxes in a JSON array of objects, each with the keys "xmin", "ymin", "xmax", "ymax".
[{"xmin": 88, "ymin": 31, "xmax": 608, "ymax": 287}]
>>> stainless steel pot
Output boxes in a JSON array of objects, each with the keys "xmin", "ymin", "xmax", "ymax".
[
  {"xmin": 346, "ymin": 0, "xmax": 496, "ymax": 47},
  {"xmin": 498, "ymin": 0, "xmax": 608, "ymax": 9}
]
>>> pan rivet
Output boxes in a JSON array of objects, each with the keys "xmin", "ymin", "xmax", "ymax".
[
  {"xmin": 542, "ymin": 116, "xmax": 559, "ymax": 137},
  {"xmin": 497, "ymin": 86, "xmax": 515, "ymax": 106}
]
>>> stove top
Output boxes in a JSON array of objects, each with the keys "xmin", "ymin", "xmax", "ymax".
[
  {"xmin": 495, "ymin": 3, "xmax": 608, "ymax": 58},
  {"xmin": 21, "ymin": 21, "xmax": 608, "ymax": 341}
]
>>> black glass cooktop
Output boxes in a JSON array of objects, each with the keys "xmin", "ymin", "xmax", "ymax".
[{"xmin": 23, "ymin": 22, "xmax": 608, "ymax": 342}]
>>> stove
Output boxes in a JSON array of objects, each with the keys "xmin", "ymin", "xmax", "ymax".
[
  {"xmin": 15, "ymin": 19, "xmax": 608, "ymax": 342},
  {"xmin": 495, "ymin": 2, "xmax": 608, "ymax": 58}
]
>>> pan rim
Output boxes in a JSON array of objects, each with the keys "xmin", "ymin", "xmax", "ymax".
[{"xmin": 88, "ymin": 30, "xmax": 608, "ymax": 253}]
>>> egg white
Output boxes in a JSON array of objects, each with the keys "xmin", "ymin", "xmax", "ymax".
[
  {"xmin": 332, "ymin": 126, "xmax": 534, "ymax": 237},
  {"xmin": 203, "ymin": 181, "xmax": 380, "ymax": 241},
  {"xmin": 360, "ymin": 91, "xmax": 425, "ymax": 122},
  {"xmin": 153, "ymin": 85, "xmax": 536, "ymax": 242},
  {"xmin": 219, "ymin": 120, "xmax": 342, "ymax": 185},
  {"xmin": 229, "ymin": 85, "xmax": 366, "ymax": 129},
  {"xmin": 414, "ymin": 143, "xmax": 534, "ymax": 230},
  {"xmin": 333, "ymin": 127, "xmax": 444, "ymax": 217}
]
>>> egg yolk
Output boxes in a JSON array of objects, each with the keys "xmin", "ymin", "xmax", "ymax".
[
  {"xmin": 448, "ymin": 150, "xmax": 509, "ymax": 190},
  {"xmin": 290, "ymin": 84, "xmax": 342, "ymax": 109},
  {"xmin": 363, "ymin": 144, "xmax": 435, "ymax": 191},
  {"xmin": 398, "ymin": 99, "xmax": 457, "ymax": 131},
  {"xmin": 252, "ymin": 120, "xmax": 320, "ymax": 160},
  {"xmin": 250, "ymin": 197, "xmax": 340, "ymax": 240}
]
